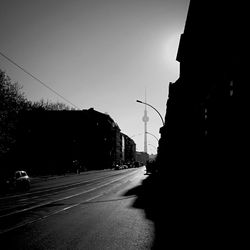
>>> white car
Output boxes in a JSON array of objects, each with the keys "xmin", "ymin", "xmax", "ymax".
[{"xmin": 13, "ymin": 170, "xmax": 30, "ymax": 191}]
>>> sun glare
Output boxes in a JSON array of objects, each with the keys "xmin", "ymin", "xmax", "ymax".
[{"xmin": 163, "ymin": 33, "xmax": 180, "ymax": 71}]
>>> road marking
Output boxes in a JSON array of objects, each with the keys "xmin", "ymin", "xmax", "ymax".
[
  {"xmin": 0, "ymin": 194, "xmax": 104, "ymax": 235},
  {"xmin": 0, "ymin": 169, "xmax": 142, "ymax": 234},
  {"xmin": 0, "ymin": 170, "xmax": 136, "ymax": 200},
  {"xmin": 0, "ymin": 170, "xmax": 137, "ymax": 219}
]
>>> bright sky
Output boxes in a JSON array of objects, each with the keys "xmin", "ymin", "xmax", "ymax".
[{"xmin": 0, "ymin": 0, "xmax": 190, "ymax": 154}]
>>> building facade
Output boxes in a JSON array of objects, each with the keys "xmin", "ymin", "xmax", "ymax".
[
  {"xmin": 156, "ymin": 1, "xmax": 247, "ymax": 245},
  {"xmin": 121, "ymin": 133, "xmax": 136, "ymax": 165},
  {"xmin": 158, "ymin": 1, "xmax": 247, "ymax": 175},
  {"xmin": 16, "ymin": 108, "xmax": 128, "ymax": 175},
  {"xmin": 135, "ymin": 151, "xmax": 149, "ymax": 165}
]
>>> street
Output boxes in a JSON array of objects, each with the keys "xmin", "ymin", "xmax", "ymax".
[{"xmin": 0, "ymin": 167, "xmax": 155, "ymax": 249}]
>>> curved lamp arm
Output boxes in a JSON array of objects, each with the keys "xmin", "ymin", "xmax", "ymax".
[{"xmin": 136, "ymin": 100, "xmax": 164, "ymax": 126}]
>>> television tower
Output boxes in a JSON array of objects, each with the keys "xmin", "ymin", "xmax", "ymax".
[{"xmin": 142, "ymin": 90, "xmax": 149, "ymax": 153}]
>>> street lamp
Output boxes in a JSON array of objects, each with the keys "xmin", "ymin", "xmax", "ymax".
[
  {"xmin": 136, "ymin": 100, "xmax": 164, "ymax": 125},
  {"xmin": 146, "ymin": 132, "xmax": 159, "ymax": 142},
  {"xmin": 148, "ymin": 143, "xmax": 157, "ymax": 151}
]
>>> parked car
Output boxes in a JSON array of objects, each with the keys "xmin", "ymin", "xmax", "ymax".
[
  {"xmin": 114, "ymin": 165, "xmax": 123, "ymax": 170},
  {"xmin": 9, "ymin": 170, "xmax": 31, "ymax": 191}
]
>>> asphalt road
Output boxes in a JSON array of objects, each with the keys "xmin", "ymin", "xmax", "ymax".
[{"xmin": 0, "ymin": 167, "xmax": 156, "ymax": 250}]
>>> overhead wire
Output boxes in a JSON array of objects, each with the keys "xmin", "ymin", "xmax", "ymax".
[{"xmin": 0, "ymin": 51, "xmax": 80, "ymax": 109}]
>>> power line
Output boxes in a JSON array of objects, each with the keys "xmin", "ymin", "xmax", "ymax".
[{"xmin": 0, "ymin": 51, "xmax": 80, "ymax": 109}]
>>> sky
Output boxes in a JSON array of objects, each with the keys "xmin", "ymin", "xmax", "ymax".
[{"xmin": 0, "ymin": 0, "xmax": 190, "ymax": 154}]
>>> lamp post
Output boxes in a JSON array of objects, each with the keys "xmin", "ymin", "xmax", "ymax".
[
  {"xmin": 148, "ymin": 143, "xmax": 157, "ymax": 151},
  {"xmin": 136, "ymin": 100, "xmax": 164, "ymax": 126},
  {"xmin": 146, "ymin": 132, "xmax": 159, "ymax": 142}
]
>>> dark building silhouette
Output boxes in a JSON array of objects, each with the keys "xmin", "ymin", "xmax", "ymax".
[
  {"xmin": 155, "ymin": 0, "xmax": 248, "ymax": 247},
  {"xmin": 158, "ymin": 0, "xmax": 247, "ymax": 175},
  {"xmin": 15, "ymin": 108, "xmax": 128, "ymax": 175}
]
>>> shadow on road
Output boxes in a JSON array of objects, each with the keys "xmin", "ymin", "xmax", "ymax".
[
  {"xmin": 123, "ymin": 173, "xmax": 246, "ymax": 249},
  {"xmin": 123, "ymin": 174, "xmax": 174, "ymax": 249}
]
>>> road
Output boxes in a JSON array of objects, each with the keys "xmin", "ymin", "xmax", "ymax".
[{"xmin": 0, "ymin": 167, "xmax": 156, "ymax": 249}]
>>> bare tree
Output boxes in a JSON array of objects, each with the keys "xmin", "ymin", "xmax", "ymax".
[
  {"xmin": 32, "ymin": 99, "xmax": 75, "ymax": 111},
  {"xmin": 0, "ymin": 69, "xmax": 29, "ymax": 157}
]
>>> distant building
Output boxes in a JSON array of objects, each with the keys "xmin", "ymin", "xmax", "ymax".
[
  {"xmin": 148, "ymin": 154, "xmax": 156, "ymax": 161},
  {"xmin": 121, "ymin": 133, "xmax": 136, "ymax": 165},
  {"xmin": 135, "ymin": 151, "xmax": 149, "ymax": 165}
]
